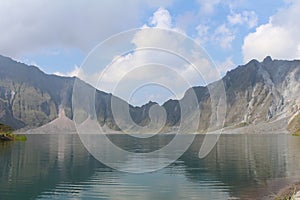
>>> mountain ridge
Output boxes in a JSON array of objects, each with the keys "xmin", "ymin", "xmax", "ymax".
[{"xmin": 0, "ymin": 54, "xmax": 299, "ymax": 133}]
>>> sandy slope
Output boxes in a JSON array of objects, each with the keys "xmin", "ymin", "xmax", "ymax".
[
  {"xmin": 26, "ymin": 108, "xmax": 76, "ymax": 134},
  {"xmin": 25, "ymin": 107, "xmax": 290, "ymax": 135}
]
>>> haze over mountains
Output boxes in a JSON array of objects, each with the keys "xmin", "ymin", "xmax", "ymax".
[{"xmin": 0, "ymin": 55, "xmax": 299, "ymax": 133}]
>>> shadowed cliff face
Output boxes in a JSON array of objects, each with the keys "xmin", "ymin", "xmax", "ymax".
[
  {"xmin": 0, "ymin": 55, "xmax": 74, "ymax": 129},
  {"xmin": 0, "ymin": 54, "xmax": 299, "ymax": 132}
]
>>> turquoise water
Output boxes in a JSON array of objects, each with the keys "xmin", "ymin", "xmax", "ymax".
[{"xmin": 1, "ymin": 134, "xmax": 300, "ymax": 200}]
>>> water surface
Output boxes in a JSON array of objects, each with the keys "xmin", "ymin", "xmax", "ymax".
[{"xmin": 1, "ymin": 134, "xmax": 300, "ymax": 200}]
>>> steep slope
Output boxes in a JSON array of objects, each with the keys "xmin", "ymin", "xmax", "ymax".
[
  {"xmin": 27, "ymin": 107, "xmax": 76, "ymax": 134},
  {"xmin": 222, "ymin": 56, "xmax": 300, "ymax": 127},
  {"xmin": 0, "ymin": 55, "xmax": 166, "ymax": 131},
  {"xmin": 154, "ymin": 56, "xmax": 300, "ymax": 132},
  {"xmin": 0, "ymin": 55, "xmax": 299, "ymax": 133},
  {"xmin": 288, "ymin": 112, "xmax": 300, "ymax": 134},
  {"xmin": 0, "ymin": 55, "xmax": 74, "ymax": 129}
]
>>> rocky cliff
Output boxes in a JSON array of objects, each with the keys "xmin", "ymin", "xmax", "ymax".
[{"xmin": 0, "ymin": 55, "xmax": 299, "ymax": 133}]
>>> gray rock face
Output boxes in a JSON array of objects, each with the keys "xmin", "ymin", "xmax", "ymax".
[
  {"xmin": 0, "ymin": 55, "xmax": 299, "ymax": 133},
  {"xmin": 222, "ymin": 57, "xmax": 300, "ymax": 128}
]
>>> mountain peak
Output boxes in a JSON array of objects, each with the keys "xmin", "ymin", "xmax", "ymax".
[{"xmin": 263, "ymin": 56, "xmax": 272, "ymax": 63}]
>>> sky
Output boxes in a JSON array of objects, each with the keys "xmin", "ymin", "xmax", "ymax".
[{"xmin": 0, "ymin": 0, "xmax": 299, "ymax": 105}]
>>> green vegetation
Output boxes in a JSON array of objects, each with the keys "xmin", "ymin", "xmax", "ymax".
[
  {"xmin": 234, "ymin": 122, "xmax": 250, "ymax": 128},
  {"xmin": 292, "ymin": 132, "xmax": 300, "ymax": 136},
  {"xmin": 288, "ymin": 113, "xmax": 300, "ymax": 135},
  {"xmin": 0, "ymin": 123, "xmax": 26, "ymax": 141},
  {"xmin": 0, "ymin": 123, "xmax": 13, "ymax": 133},
  {"xmin": 224, "ymin": 121, "xmax": 250, "ymax": 129}
]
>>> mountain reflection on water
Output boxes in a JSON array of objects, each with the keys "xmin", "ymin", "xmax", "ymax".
[{"xmin": 1, "ymin": 134, "xmax": 300, "ymax": 200}]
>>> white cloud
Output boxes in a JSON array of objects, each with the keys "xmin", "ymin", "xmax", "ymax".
[
  {"xmin": 76, "ymin": 8, "xmax": 222, "ymax": 104},
  {"xmin": 216, "ymin": 57, "xmax": 236, "ymax": 75},
  {"xmin": 149, "ymin": 7, "xmax": 172, "ymax": 29},
  {"xmin": 227, "ymin": 10, "xmax": 258, "ymax": 28},
  {"xmin": 97, "ymin": 29, "xmax": 194, "ymax": 99},
  {"xmin": 54, "ymin": 65, "xmax": 81, "ymax": 77},
  {"xmin": 242, "ymin": 0, "xmax": 300, "ymax": 62},
  {"xmin": 196, "ymin": 23, "xmax": 236, "ymax": 49},
  {"xmin": 0, "ymin": 0, "xmax": 173, "ymax": 58},
  {"xmin": 212, "ymin": 24, "xmax": 235, "ymax": 49},
  {"xmin": 196, "ymin": 0, "xmax": 221, "ymax": 15},
  {"xmin": 196, "ymin": 24, "xmax": 210, "ymax": 45}
]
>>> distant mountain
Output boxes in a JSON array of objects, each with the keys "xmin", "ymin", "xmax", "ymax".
[
  {"xmin": 159, "ymin": 56, "xmax": 300, "ymax": 133},
  {"xmin": 224, "ymin": 56, "xmax": 299, "ymax": 123},
  {"xmin": 0, "ymin": 55, "xmax": 299, "ymax": 133},
  {"xmin": 0, "ymin": 55, "xmax": 160, "ymax": 131}
]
